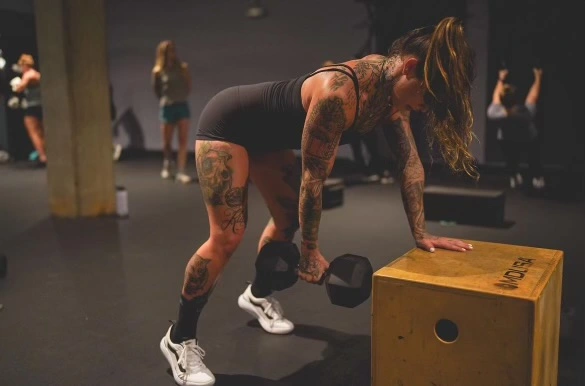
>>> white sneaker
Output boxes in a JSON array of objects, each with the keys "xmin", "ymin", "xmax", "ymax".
[
  {"xmin": 113, "ymin": 144, "xmax": 122, "ymax": 161},
  {"xmin": 161, "ymin": 168, "xmax": 173, "ymax": 180},
  {"xmin": 160, "ymin": 325, "xmax": 215, "ymax": 386},
  {"xmin": 515, "ymin": 173, "xmax": 524, "ymax": 186},
  {"xmin": 509, "ymin": 177, "xmax": 516, "ymax": 189},
  {"xmin": 237, "ymin": 284, "xmax": 294, "ymax": 334},
  {"xmin": 161, "ymin": 160, "xmax": 174, "ymax": 180},
  {"xmin": 176, "ymin": 172, "xmax": 193, "ymax": 184},
  {"xmin": 380, "ymin": 176, "xmax": 395, "ymax": 184},
  {"xmin": 362, "ymin": 174, "xmax": 380, "ymax": 183},
  {"xmin": 380, "ymin": 171, "xmax": 395, "ymax": 185},
  {"xmin": 532, "ymin": 177, "xmax": 546, "ymax": 190}
]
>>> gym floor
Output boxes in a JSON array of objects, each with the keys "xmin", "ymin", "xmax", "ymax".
[{"xmin": 0, "ymin": 157, "xmax": 583, "ymax": 386}]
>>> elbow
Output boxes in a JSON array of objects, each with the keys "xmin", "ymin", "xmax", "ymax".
[
  {"xmin": 400, "ymin": 160, "xmax": 424, "ymax": 182},
  {"xmin": 301, "ymin": 171, "xmax": 326, "ymax": 185}
]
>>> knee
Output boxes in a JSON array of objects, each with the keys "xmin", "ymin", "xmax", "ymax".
[{"xmin": 210, "ymin": 232, "xmax": 245, "ymax": 257}]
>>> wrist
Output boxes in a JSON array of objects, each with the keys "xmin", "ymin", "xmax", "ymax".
[
  {"xmin": 301, "ymin": 239, "xmax": 318, "ymax": 252},
  {"xmin": 413, "ymin": 231, "xmax": 426, "ymax": 242}
]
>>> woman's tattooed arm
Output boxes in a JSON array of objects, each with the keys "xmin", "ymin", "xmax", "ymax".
[
  {"xmin": 387, "ymin": 112, "xmax": 427, "ymax": 242},
  {"xmin": 299, "ymin": 96, "xmax": 348, "ymax": 252}
]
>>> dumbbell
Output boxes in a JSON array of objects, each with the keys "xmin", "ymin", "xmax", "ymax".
[
  {"xmin": 319, "ymin": 254, "xmax": 373, "ymax": 308},
  {"xmin": 255, "ymin": 241, "xmax": 301, "ymax": 291},
  {"xmin": 255, "ymin": 242, "xmax": 373, "ymax": 308},
  {"xmin": 10, "ymin": 76, "xmax": 22, "ymax": 92}
]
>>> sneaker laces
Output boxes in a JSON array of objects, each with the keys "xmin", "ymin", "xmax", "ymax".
[
  {"xmin": 178, "ymin": 340, "xmax": 206, "ymax": 372},
  {"xmin": 260, "ymin": 296, "xmax": 285, "ymax": 320}
]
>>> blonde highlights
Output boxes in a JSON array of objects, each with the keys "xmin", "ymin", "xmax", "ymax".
[{"xmin": 423, "ymin": 17, "xmax": 478, "ymax": 179}]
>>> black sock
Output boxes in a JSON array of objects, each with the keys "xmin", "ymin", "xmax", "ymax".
[
  {"xmin": 171, "ymin": 295, "xmax": 208, "ymax": 343},
  {"xmin": 251, "ymin": 272, "xmax": 273, "ymax": 298}
]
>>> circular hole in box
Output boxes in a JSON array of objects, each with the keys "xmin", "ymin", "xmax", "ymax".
[{"xmin": 435, "ymin": 318, "xmax": 459, "ymax": 343}]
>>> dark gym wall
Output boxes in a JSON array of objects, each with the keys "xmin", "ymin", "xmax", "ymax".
[
  {"xmin": 3, "ymin": 0, "xmax": 493, "ymax": 165},
  {"xmin": 105, "ymin": 0, "xmax": 369, "ymax": 158},
  {"xmin": 486, "ymin": 0, "xmax": 585, "ymax": 169}
]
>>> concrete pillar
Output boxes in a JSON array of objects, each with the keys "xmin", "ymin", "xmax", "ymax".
[{"xmin": 34, "ymin": 0, "xmax": 116, "ymax": 217}]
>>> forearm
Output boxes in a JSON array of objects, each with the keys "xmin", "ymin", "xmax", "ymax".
[
  {"xmin": 14, "ymin": 79, "xmax": 28, "ymax": 94},
  {"xmin": 492, "ymin": 78, "xmax": 505, "ymax": 105},
  {"xmin": 298, "ymin": 93, "xmax": 346, "ymax": 254},
  {"xmin": 526, "ymin": 78, "xmax": 541, "ymax": 104},
  {"xmin": 399, "ymin": 161, "xmax": 426, "ymax": 241},
  {"xmin": 299, "ymin": 175, "xmax": 324, "ymax": 252}
]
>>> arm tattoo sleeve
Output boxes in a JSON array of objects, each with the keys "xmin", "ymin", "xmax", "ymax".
[
  {"xmin": 388, "ymin": 115, "xmax": 427, "ymax": 241},
  {"xmin": 299, "ymin": 96, "xmax": 346, "ymax": 250}
]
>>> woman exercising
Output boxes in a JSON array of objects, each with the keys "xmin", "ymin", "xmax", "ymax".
[
  {"xmin": 13, "ymin": 54, "xmax": 47, "ymax": 165},
  {"xmin": 161, "ymin": 17, "xmax": 476, "ymax": 386}
]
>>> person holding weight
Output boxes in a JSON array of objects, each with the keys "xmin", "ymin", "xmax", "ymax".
[
  {"xmin": 12, "ymin": 54, "xmax": 47, "ymax": 166},
  {"xmin": 161, "ymin": 17, "xmax": 476, "ymax": 386}
]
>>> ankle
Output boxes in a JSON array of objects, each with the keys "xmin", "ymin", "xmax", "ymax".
[
  {"xmin": 170, "ymin": 324, "xmax": 188, "ymax": 344},
  {"xmin": 250, "ymin": 282, "xmax": 272, "ymax": 298},
  {"xmin": 173, "ymin": 294, "xmax": 209, "ymax": 342}
]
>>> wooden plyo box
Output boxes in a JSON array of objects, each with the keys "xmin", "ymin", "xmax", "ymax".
[{"xmin": 372, "ymin": 240, "xmax": 563, "ymax": 386}]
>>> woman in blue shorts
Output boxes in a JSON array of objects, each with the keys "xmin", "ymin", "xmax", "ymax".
[{"xmin": 152, "ymin": 40, "xmax": 193, "ymax": 183}]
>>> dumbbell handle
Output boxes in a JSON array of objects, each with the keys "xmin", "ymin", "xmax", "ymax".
[{"xmin": 294, "ymin": 261, "xmax": 330, "ymax": 285}]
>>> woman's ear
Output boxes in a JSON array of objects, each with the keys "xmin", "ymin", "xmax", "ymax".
[{"xmin": 402, "ymin": 57, "xmax": 420, "ymax": 79}]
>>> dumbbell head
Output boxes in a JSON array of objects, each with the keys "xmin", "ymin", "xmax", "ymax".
[
  {"xmin": 325, "ymin": 254, "xmax": 373, "ymax": 308},
  {"xmin": 255, "ymin": 241, "xmax": 300, "ymax": 291},
  {"xmin": 9, "ymin": 76, "xmax": 21, "ymax": 87}
]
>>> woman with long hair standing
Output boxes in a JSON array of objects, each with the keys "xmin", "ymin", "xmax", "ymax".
[{"xmin": 152, "ymin": 40, "xmax": 193, "ymax": 183}]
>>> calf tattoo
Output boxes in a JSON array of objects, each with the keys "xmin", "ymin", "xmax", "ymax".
[{"xmin": 184, "ymin": 254, "xmax": 212, "ymax": 297}]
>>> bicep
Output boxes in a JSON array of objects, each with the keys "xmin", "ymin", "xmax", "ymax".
[{"xmin": 301, "ymin": 95, "xmax": 349, "ymax": 180}]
